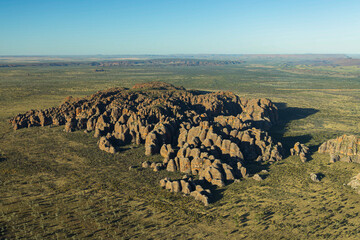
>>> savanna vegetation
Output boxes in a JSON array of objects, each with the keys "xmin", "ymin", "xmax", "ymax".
[{"xmin": 1, "ymin": 60, "xmax": 360, "ymax": 239}]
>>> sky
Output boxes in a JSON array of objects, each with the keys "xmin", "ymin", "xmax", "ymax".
[{"xmin": 0, "ymin": 0, "xmax": 360, "ymax": 55}]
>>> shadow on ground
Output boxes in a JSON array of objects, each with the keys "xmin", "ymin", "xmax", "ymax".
[{"xmin": 270, "ymin": 102, "xmax": 319, "ymax": 151}]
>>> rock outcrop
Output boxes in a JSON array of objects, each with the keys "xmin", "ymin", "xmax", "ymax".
[
  {"xmin": 10, "ymin": 81, "xmax": 283, "ymax": 205},
  {"xmin": 160, "ymin": 177, "xmax": 211, "ymax": 206},
  {"xmin": 253, "ymin": 174, "xmax": 263, "ymax": 181},
  {"xmin": 310, "ymin": 173, "xmax": 321, "ymax": 182},
  {"xmin": 290, "ymin": 142, "xmax": 309, "ymax": 162},
  {"xmin": 318, "ymin": 135, "xmax": 360, "ymax": 163},
  {"xmin": 348, "ymin": 173, "xmax": 360, "ymax": 193},
  {"xmin": 141, "ymin": 161, "xmax": 164, "ymax": 172},
  {"xmin": 159, "ymin": 122, "xmax": 282, "ymax": 187}
]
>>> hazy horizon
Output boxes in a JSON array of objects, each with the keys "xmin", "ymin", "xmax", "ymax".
[
  {"xmin": 0, "ymin": 53, "xmax": 359, "ymax": 57},
  {"xmin": 1, "ymin": 0, "xmax": 360, "ymax": 55}
]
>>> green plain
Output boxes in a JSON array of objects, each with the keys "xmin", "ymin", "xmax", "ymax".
[{"xmin": 1, "ymin": 63, "xmax": 360, "ymax": 239}]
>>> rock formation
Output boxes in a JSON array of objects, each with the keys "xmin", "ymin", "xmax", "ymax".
[
  {"xmin": 160, "ymin": 177, "xmax": 211, "ymax": 206},
  {"xmin": 348, "ymin": 173, "xmax": 360, "ymax": 193},
  {"xmin": 290, "ymin": 142, "xmax": 309, "ymax": 162},
  {"xmin": 10, "ymin": 81, "xmax": 283, "ymax": 205},
  {"xmin": 310, "ymin": 173, "xmax": 321, "ymax": 182},
  {"xmin": 318, "ymin": 135, "xmax": 360, "ymax": 163},
  {"xmin": 252, "ymin": 174, "xmax": 263, "ymax": 181},
  {"xmin": 141, "ymin": 161, "xmax": 165, "ymax": 172}
]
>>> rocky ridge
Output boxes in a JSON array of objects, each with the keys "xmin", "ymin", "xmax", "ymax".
[
  {"xmin": 318, "ymin": 135, "xmax": 360, "ymax": 163},
  {"xmin": 10, "ymin": 82, "xmax": 283, "ymax": 204}
]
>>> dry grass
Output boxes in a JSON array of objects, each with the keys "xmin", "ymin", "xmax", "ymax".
[{"xmin": 1, "ymin": 64, "xmax": 360, "ymax": 239}]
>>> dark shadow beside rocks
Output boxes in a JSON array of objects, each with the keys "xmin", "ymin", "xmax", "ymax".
[
  {"xmin": 188, "ymin": 90, "xmax": 212, "ymax": 95},
  {"xmin": 270, "ymin": 103, "xmax": 319, "ymax": 156},
  {"xmin": 279, "ymin": 134, "xmax": 313, "ymax": 158},
  {"xmin": 207, "ymin": 185, "xmax": 226, "ymax": 204},
  {"xmin": 0, "ymin": 155, "xmax": 5, "ymax": 163},
  {"xmin": 316, "ymin": 173, "xmax": 325, "ymax": 181},
  {"xmin": 272, "ymin": 103, "xmax": 319, "ymax": 134},
  {"xmin": 245, "ymin": 161, "xmax": 271, "ymax": 176}
]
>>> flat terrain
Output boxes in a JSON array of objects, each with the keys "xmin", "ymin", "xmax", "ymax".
[{"xmin": 1, "ymin": 62, "xmax": 360, "ymax": 239}]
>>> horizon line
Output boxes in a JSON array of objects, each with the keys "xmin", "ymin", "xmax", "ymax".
[{"xmin": 1, "ymin": 53, "xmax": 359, "ymax": 57}]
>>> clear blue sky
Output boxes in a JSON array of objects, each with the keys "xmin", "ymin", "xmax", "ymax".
[{"xmin": 1, "ymin": 0, "xmax": 359, "ymax": 55}]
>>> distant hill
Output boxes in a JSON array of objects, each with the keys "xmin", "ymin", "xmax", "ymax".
[
  {"xmin": 0, "ymin": 58, "xmax": 244, "ymax": 68},
  {"xmin": 2, "ymin": 54, "xmax": 359, "ymax": 67},
  {"xmin": 239, "ymin": 54, "xmax": 348, "ymax": 60},
  {"xmin": 280, "ymin": 57, "xmax": 360, "ymax": 67},
  {"xmin": 91, "ymin": 59, "xmax": 244, "ymax": 67}
]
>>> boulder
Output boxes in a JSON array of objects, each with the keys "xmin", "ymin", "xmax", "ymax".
[
  {"xmin": 166, "ymin": 159, "xmax": 177, "ymax": 172},
  {"xmin": 348, "ymin": 173, "xmax": 360, "ymax": 193},
  {"xmin": 189, "ymin": 148, "xmax": 201, "ymax": 159},
  {"xmin": 64, "ymin": 117, "xmax": 77, "ymax": 132},
  {"xmin": 190, "ymin": 157, "xmax": 203, "ymax": 174},
  {"xmin": 202, "ymin": 138, "xmax": 213, "ymax": 147},
  {"xmin": 145, "ymin": 132, "xmax": 158, "ymax": 156},
  {"xmin": 240, "ymin": 166, "xmax": 247, "ymax": 178},
  {"xmin": 180, "ymin": 180, "xmax": 192, "ymax": 194},
  {"xmin": 145, "ymin": 144, "xmax": 157, "ymax": 156},
  {"xmin": 190, "ymin": 190, "xmax": 209, "ymax": 206},
  {"xmin": 165, "ymin": 180, "xmax": 173, "ymax": 192},
  {"xmin": 179, "ymin": 157, "xmax": 191, "ymax": 173},
  {"xmin": 160, "ymin": 178, "xmax": 167, "ymax": 188},
  {"xmin": 222, "ymin": 163, "xmax": 235, "ymax": 181},
  {"xmin": 98, "ymin": 137, "xmax": 116, "ymax": 154},
  {"xmin": 253, "ymin": 174, "xmax": 263, "ymax": 181},
  {"xmin": 221, "ymin": 139, "xmax": 231, "ymax": 154},
  {"xmin": 230, "ymin": 142, "xmax": 243, "ymax": 159},
  {"xmin": 172, "ymin": 181, "xmax": 181, "ymax": 193},
  {"xmin": 153, "ymin": 163, "xmax": 164, "ymax": 172},
  {"xmin": 199, "ymin": 165, "xmax": 225, "ymax": 187},
  {"xmin": 142, "ymin": 161, "xmax": 151, "ymax": 168},
  {"xmin": 310, "ymin": 173, "xmax": 321, "ymax": 182},
  {"xmin": 160, "ymin": 144, "xmax": 175, "ymax": 160}
]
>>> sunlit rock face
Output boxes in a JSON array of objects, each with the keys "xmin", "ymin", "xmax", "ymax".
[
  {"xmin": 319, "ymin": 135, "xmax": 360, "ymax": 163},
  {"xmin": 11, "ymin": 81, "xmax": 283, "ymax": 204}
]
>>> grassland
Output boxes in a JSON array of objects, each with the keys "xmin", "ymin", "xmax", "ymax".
[{"xmin": 1, "ymin": 63, "xmax": 360, "ymax": 239}]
